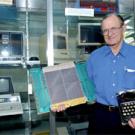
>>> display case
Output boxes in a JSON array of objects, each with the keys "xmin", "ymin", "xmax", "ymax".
[{"xmin": 0, "ymin": 0, "xmax": 47, "ymax": 134}]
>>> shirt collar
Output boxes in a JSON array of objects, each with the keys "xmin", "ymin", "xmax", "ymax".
[
  {"xmin": 119, "ymin": 41, "xmax": 129, "ymax": 57},
  {"xmin": 104, "ymin": 41, "xmax": 128, "ymax": 57},
  {"xmin": 104, "ymin": 45, "xmax": 112, "ymax": 56}
]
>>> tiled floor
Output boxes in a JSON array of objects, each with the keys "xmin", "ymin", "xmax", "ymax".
[
  {"xmin": 0, "ymin": 121, "xmax": 56, "ymax": 135},
  {"xmin": 0, "ymin": 120, "xmax": 88, "ymax": 135},
  {"xmin": 0, "ymin": 103, "xmax": 90, "ymax": 135}
]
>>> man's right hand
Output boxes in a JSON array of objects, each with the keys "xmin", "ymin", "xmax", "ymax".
[{"xmin": 51, "ymin": 104, "xmax": 68, "ymax": 112}]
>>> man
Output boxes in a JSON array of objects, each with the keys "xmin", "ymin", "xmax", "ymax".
[
  {"xmin": 87, "ymin": 13, "xmax": 135, "ymax": 134},
  {"xmin": 51, "ymin": 13, "xmax": 135, "ymax": 134}
]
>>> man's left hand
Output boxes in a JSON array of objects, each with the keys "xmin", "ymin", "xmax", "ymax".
[{"xmin": 128, "ymin": 118, "xmax": 135, "ymax": 129}]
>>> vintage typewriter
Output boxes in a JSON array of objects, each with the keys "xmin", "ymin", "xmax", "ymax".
[{"xmin": 117, "ymin": 89, "xmax": 135, "ymax": 125}]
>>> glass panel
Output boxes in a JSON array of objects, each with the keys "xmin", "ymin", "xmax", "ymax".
[
  {"xmin": 28, "ymin": 10, "xmax": 47, "ymax": 64},
  {"xmin": 52, "ymin": 0, "xmax": 78, "ymax": 64},
  {"xmin": 118, "ymin": 0, "xmax": 135, "ymax": 45},
  {"xmin": 0, "ymin": 0, "xmax": 48, "ymax": 134}
]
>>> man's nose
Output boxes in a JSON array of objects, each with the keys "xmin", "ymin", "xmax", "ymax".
[{"xmin": 107, "ymin": 29, "xmax": 113, "ymax": 36}]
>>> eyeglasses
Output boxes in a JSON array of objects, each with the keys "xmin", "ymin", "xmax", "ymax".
[{"xmin": 102, "ymin": 26, "xmax": 123, "ymax": 36}]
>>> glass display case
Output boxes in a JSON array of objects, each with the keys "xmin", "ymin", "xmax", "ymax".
[{"xmin": 0, "ymin": 0, "xmax": 48, "ymax": 134}]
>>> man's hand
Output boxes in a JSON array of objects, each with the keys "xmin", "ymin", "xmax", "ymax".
[
  {"xmin": 51, "ymin": 104, "xmax": 68, "ymax": 112},
  {"xmin": 128, "ymin": 118, "xmax": 135, "ymax": 129}
]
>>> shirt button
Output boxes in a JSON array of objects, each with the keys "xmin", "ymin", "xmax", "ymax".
[
  {"xmin": 113, "ymin": 60, "xmax": 116, "ymax": 63},
  {"xmin": 112, "ymin": 83, "xmax": 116, "ymax": 87},
  {"xmin": 113, "ymin": 71, "xmax": 116, "ymax": 74}
]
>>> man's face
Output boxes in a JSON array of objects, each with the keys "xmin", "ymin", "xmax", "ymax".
[{"xmin": 101, "ymin": 15, "xmax": 125, "ymax": 46}]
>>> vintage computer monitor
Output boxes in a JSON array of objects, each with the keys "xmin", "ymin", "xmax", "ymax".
[
  {"xmin": 53, "ymin": 32, "xmax": 70, "ymax": 62},
  {"xmin": 78, "ymin": 23, "xmax": 105, "ymax": 46},
  {"xmin": 0, "ymin": 76, "xmax": 23, "ymax": 116},
  {"xmin": 0, "ymin": 76, "xmax": 14, "ymax": 94},
  {"xmin": 0, "ymin": 31, "xmax": 24, "ymax": 65}
]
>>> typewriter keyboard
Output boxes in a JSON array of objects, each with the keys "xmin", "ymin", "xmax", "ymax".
[{"xmin": 120, "ymin": 101, "xmax": 135, "ymax": 122}]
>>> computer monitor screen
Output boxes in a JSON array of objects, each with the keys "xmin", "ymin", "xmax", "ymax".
[
  {"xmin": 54, "ymin": 33, "xmax": 68, "ymax": 50},
  {"xmin": 54, "ymin": 33, "xmax": 67, "ymax": 49},
  {"xmin": 0, "ymin": 77, "xmax": 14, "ymax": 94},
  {"xmin": 78, "ymin": 23, "xmax": 105, "ymax": 46},
  {"xmin": 0, "ymin": 31, "xmax": 24, "ymax": 59},
  {"xmin": 53, "ymin": 33, "xmax": 69, "ymax": 59}
]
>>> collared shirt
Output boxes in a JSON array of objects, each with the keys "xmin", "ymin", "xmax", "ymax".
[{"xmin": 86, "ymin": 41, "xmax": 135, "ymax": 106}]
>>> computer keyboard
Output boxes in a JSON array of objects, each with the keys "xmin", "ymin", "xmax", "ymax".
[
  {"xmin": 0, "ymin": 94, "xmax": 23, "ymax": 116},
  {"xmin": 0, "ymin": 57, "xmax": 23, "ymax": 65},
  {"xmin": 119, "ymin": 101, "xmax": 135, "ymax": 124},
  {"xmin": 117, "ymin": 89, "xmax": 135, "ymax": 125}
]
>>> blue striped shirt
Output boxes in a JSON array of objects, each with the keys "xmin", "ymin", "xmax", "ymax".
[{"xmin": 86, "ymin": 41, "xmax": 135, "ymax": 106}]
